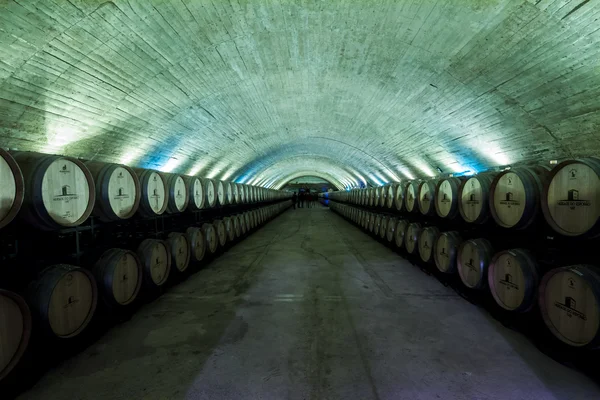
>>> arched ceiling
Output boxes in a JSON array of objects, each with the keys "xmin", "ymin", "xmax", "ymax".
[{"xmin": 1, "ymin": 0, "xmax": 599, "ymax": 188}]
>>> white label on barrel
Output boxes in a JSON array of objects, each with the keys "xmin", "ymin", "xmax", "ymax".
[
  {"xmin": 217, "ymin": 182, "xmax": 225, "ymax": 205},
  {"xmin": 146, "ymin": 172, "xmax": 166, "ymax": 214},
  {"xmin": 493, "ymin": 172, "xmax": 525, "ymax": 227},
  {"xmin": 48, "ymin": 270, "xmax": 94, "ymax": 337},
  {"xmin": 150, "ymin": 242, "xmax": 168, "ymax": 284},
  {"xmin": 406, "ymin": 184, "xmax": 416, "ymax": 211},
  {"xmin": 545, "ymin": 271, "xmax": 599, "ymax": 346},
  {"xmin": 419, "ymin": 183, "xmax": 432, "ymax": 213},
  {"xmin": 0, "ymin": 155, "xmax": 16, "ymax": 221},
  {"xmin": 206, "ymin": 180, "xmax": 215, "ymax": 206},
  {"xmin": 192, "ymin": 178, "xmax": 203, "ymax": 208},
  {"xmin": 108, "ymin": 167, "xmax": 137, "ymax": 217},
  {"xmin": 462, "ymin": 178, "xmax": 483, "ymax": 222},
  {"xmin": 490, "ymin": 253, "xmax": 525, "ymax": 311},
  {"xmin": 113, "ymin": 253, "xmax": 139, "ymax": 305},
  {"xmin": 459, "ymin": 242, "xmax": 481, "ymax": 288},
  {"xmin": 435, "ymin": 234, "xmax": 452, "ymax": 272},
  {"xmin": 41, "ymin": 159, "xmax": 90, "ymax": 225},
  {"xmin": 0, "ymin": 294, "xmax": 24, "ymax": 373},
  {"xmin": 547, "ymin": 163, "xmax": 600, "ymax": 235},
  {"xmin": 173, "ymin": 176, "xmax": 187, "ymax": 211},
  {"xmin": 437, "ymin": 180, "xmax": 453, "ymax": 217}
]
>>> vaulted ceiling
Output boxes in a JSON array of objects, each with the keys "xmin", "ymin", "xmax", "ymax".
[{"xmin": 1, "ymin": 0, "xmax": 599, "ymax": 190}]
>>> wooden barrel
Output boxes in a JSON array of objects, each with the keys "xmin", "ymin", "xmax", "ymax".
[
  {"xmin": 405, "ymin": 222, "xmax": 422, "ymax": 254},
  {"xmin": 202, "ymin": 223, "xmax": 218, "ymax": 254},
  {"xmin": 386, "ymin": 217, "xmax": 397, "ymax": 242},
  {"xmin": 203, "ymin": 178, "xmax": 216, "ymax": 208},
  {"xmin": 216, "ymin": 180, "xmax": 226, "ymax": 206},
  {"xmin": 434, "ymin": 231, "xmax": 462, "ymax": 274},
  {"xmin": 404, "ymin": 181, "xmax": 420, "ymax": 213},
  {"xmin": 488, "ymin": 249, "xmax": 539, "ymax": 312},
  {"xmin": 418, "ymin": 226, "xmax": 440, "ymax": 264},
  {"xmin": 0, "ymin": 149, "xmax": 24, "ymax": 229},
  {"xmin": 395, "ymin": 219, "xmax": 408, "ymax": 248},
  {"xmin": 457, "ymin": 238, "xmax": 494, "ymax": 290},
  {"xmin": 244, "ymin": 213, "xmax": 251, "ymax": 231},
  {"xmin": 28, "ymin": 264, "xmax": 98, "ymax": 338},
  {"xmin": 542, "ymin": 158, "xmax": 600, "ymax": 237},
  {"xmin": 385, "ymin": 184, "xmax": 396, "ymax": 209},
  {"xmin": 239, "ymin": 213, "xmax": 247, "ymax": 235},
  {"xmin": 539, "ymin": 265, "xmax": 600, "ymax": 348},
  {"xmin": 136, "ymin": 239, "xmax": 171, "ymax": 289},
  {"xmin": 394, "ymin": 182, "xmax": 407, "ymax": 211},
  {"xmin": 224, "ymin": 217, "xmax": 235, "ymax": 241},
  {"xmin": 374, "ymin": 214, "xmax": 382, "ymax": 236},
  {"xmin": 233, "ymin": 215, "xmax": 241, "ymax": 238},
  {"xmin": 239, "ymin": 184, "xmax": 246, "ymax": 204},
  {"xmin": 14, "ymin": 152, "xmax": 95, "ymax": 229},
  {"xmin": 134, "ymin": 169, "xmax": 168, "ymax": 217},
  {"xmin": 186, "ymin": 227, "xmax": 206, "ymax": 263},
  {"xmin": 368, "ymin": 213, "xmax": 376, "ymax": 232},
  {"xmin": 86, "ymin": 162, "xmax": 140, "ymax": 222},
  {"xmin": 418, "ymin": 179, "xmax": 437, "ymax": 216},
  {"xmin": 379, "ymin": 216, "xmax": 389, "ymax": 239},
  {"xmin": 93, "ymin": 248, "xmax": 142, "ymax": 307},
  {"xmin": 232, "ymin": 183, "xmax": 240, "ymax": 204},
  {"xmin": 435, "ymin": 177, "xmax": 463, "ymax": 219},
  {"xmin": 0, "ymin": 290, "xmax": 31, "ymax": 381},
  {"xmin": 163, "ymin": 173, "xmax": 188, "ymax": 213},
  {"xmin": 184, "ymin": 176, "xmax": 205, "ymax": 211},
  {"xmin": 214, "ymin": 219, "xmax": 227, "ymax": 247},
  {"xmin": 489, "ymin": 167, "xmax": 548, "ymax": 229},
  {"xmin": 458, "ymin": 173, "xmax": 495, "ymax": 224},
  {"xmin": 225, "ymin": 182, "xmax": 234, "ymax": 205},
  {"xmin": 167, "ymin": 232, "xmax": 191, "ymax": 274},
  {"xmin": 377, "ymin": 186, "xmax": 385, "ymax": 207}
]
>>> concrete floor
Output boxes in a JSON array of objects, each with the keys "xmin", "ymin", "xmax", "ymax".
[{"xmin": 18, "ymin": 207, "xmax": 600, "ymax": 400}]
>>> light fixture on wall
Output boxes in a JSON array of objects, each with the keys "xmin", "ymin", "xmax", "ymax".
[{"xmin": 549, "ymin": 159, "xmax": 558, "ymax": 165}]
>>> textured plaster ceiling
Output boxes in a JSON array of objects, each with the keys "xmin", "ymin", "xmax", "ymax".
[{"xmin": 1, "ymin": 0, "xmax": 600, "ymax": 189}]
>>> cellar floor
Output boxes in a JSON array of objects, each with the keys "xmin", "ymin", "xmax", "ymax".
[{"xmin": 17, "ymin": 206, "xmax": 600, "ymax": 400}]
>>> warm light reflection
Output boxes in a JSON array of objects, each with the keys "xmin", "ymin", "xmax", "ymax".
[{"xmin": 43, "ymin": 123, "xmax": 83, "ymax": 153}]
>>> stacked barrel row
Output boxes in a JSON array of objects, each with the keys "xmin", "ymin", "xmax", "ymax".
[
  {"xmin": 0, "ymin": 149, "xmax": 291, "ymax": 231},
  {"xmin": 330, "ymin": 201, "xmax": 600, "ymax": 350},
  {"xmin": 328, "ymin": 158, "xmax": 600, "ymax": 238},
  {"xmin": 0, "ymin": 200, "xmax": 292, "ymax": 384}
]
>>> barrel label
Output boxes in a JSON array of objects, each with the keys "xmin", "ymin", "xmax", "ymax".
[
  {"xmin": 53, "ymin": 185, "xmax": 79, "ymax": 202},
  {"xmin": 554, "ymin": 297, "xmax": 586, "ymax": 321},
  {"xmin": 465, "ymin": 258, "xmax": 477, "ymax": 272},
  {"xmin": 63, "ymin": 295, "xmax": 79, "ymax": 309}
]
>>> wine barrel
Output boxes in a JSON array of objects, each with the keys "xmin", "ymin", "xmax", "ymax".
[
  {"xmin": 418, "ymin": 180, "xmax": 438, "ymax": 216},
  {"xmin": 374, "ymin": 214, "xmax": 382, "ymax": 236},
  {"xmin": 86, "ymin": 162, "xmax": 140, "ymax": 221},
  {"xmin": 405, "ymin": 181, "xmax": 420, "ymax": 213},
  {"xmin": 224, "ymin": 217, "xmax": 235, "ymax": 241},
  {"xmin": 386, "ymin": 217, "xmax": 397, "ymax": 242},
  {"xmin": 214, "ymin": 219, "xmax": 227, "ymax": 247},
  {"xmin": 385, "ymin": 184, "xmax": 396, "ymax": 209},
  {"xmin": 457, "ymin": 238, "xmax": 494, "ymax": 290},
  {"xmin": 93, "ymin": 248, "xmax": 142, "ymax": 307},
  {"xmin": 232, "ymin": 183, "xmax": 240, "ymax": 204},
  {"xmin": 163, "ymin": 174, "xmax": 188, "ymax": 213},
  {"xmin": 376, "ymin": 186, "xmax": 384, "ymax": 207},
  {"xmin": 395, "ymin": 182, "xmax": 407, "ymax": 211},
  {"xmin": 216, "ymin": 180, "xmax": 226, "ymax": 206},
  {"xmin": 239, "ymin": 184, "xmax": 246, "ymax": 204},
  {"xmin": 202, "ymin": 223, "xmax": 218, "ymax": 255},
  {"xmin": 203, "ymin": 178, "xmax": 216, "ymax": 208},
  {"xmin": 167, "ymin": 232, "xmax": 191, "ymax": 274},
  {"xmin": 28, "ymin": 264, "xmax": 98, "ymax": 338},
  {"xmin": 418, "ymin": 226, "xmax": 440, "ymax": 264},
  {"xmin": 136, "ymin": 239, "xmax": 171, "ymax": 289},
  {"xmin": 490, "ymin": 167, "xmax": 548, "ymax": 229},
  {"xmin": 379, "ymin": 216, "xmax": 389, "ymax": 239},
  {"xmin": 542, "ymin": 158, "xmax": 600, "ymax": 237},
  {"xmin": 395, "ymin": 219, "xmax": 408, "ymax": 248},
  {"xmin": 488, "ymin": 249, "xmax": 539, "ymax": 312},
  {"xmin": 225, "ymin": 182, "xmax": 234, "ymax": 205},
  {"xmin": 135, "ymin": 169, "xmax": 168, "ymax": 217},
  {"xmin": 244, "ymin": 213, "xmax": 251, "ymax": 231},
  {"xmin": 0, "ymin": 290, "xmax": 31, "ymax": 381},
  {"xmin": 184, "ymin": 176, "xmax": 205, "ymax": 211},
  {"xmin": 0, "ymin": 149, "xmax": 24, "ymax": 229},
  {"xmin": 368, "ymin": 213, "xmax": 376, "ymax": 233},
  {"xmin": 434, "ymin": 231, "xmax": 462, "ymax": 274},
  {"xmin": 435, "ymin": 177, "xmax": 463, "ymax": 219},
  {"xmin": 14, "ymin": 152, "xmax": 95, "ymax": 229},
  {"xmin": 458, "ymin": 173, "xmax": 496, "ymax": 224},
  {"xmin": 405, "ymin": 222, "xmax": 422, "ymax": 254},
  {"xmin": 233, "ymin": 215, "xmax": 241, "ymax": 238},
  {"xmin": 539, "ymin": 265, "xmax": 600, "ymax": 348},
  {"xmin": 186, "ymin": 227, "xmax": 206, "ymax": 263},
  {"xmin": 239, "ymin": 213, "xmax": 247, "ymax": 235}
]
